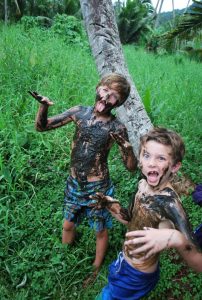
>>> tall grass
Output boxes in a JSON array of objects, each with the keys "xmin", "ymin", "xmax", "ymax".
[
  {"xmin": 0, "ymin": 24, "xmax": 202, "ymax": 299},
  {"xmin": 124, "ymin": 46, "xmax": 202, "ymax": 183}
]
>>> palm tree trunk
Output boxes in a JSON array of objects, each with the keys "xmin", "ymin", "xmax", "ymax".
[
  {"xmin": 184, "ymin": 0, "xmax": 191, "ymax": 13},
  {"xmin": 172, "ymin": 0, "xmax": 175, "ymax": 27},
  {"xmin": 14, "ymin": 0, "xmax": 21, "ymax": 15},
  {"xmin": 152, "ymin": 0, "xmax": 161, "ymax": 18},
  {"xmin": 79, "ymin": 0, "xmax": 152, "ymax": 154},
  {"xmin": 155, "ymin": 0, "xmax": 164, "ymax": 28},
  {"xmin": 4, "ymin": 0, "xmax": 8, "ymax": 25}
]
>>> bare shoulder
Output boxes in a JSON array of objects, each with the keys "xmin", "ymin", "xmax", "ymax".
[
  {"xmin": 160, "ymin": 185, "xmax": 180, "ymax": 201},
  {"xmin": 71, "ymin": 105, "xmax": 92, "ymax": 120},
  {"xmin": 138, "ymin": 179, "xmax": 147, "ymax": 190}
]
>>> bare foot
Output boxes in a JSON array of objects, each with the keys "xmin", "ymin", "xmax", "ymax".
[{"xmin": 82, "ymin": 266, "xmax": 99, "ymax": 288}]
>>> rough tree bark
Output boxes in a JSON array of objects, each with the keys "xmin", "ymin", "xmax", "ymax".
[{"xmin": 79, "ymin": 0, "xmax": 152, "ymax": 155}]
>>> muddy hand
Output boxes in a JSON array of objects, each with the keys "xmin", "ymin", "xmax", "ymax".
[
  {"xmin": 28, "ymin": 91, "xmax": 54, "ymax": 105},
  {"xmin": 110, "ymin": 132, "xmax": 130, "ymax": 148},
  {"xmin": 89, "ymin": 192, "xmax": 119, "ymax": 210}
]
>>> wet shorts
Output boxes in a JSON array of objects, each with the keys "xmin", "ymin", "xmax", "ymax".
[
  {"xmin": 97, "ymin": 252, "xmax": 160, "ymax": 300},
  {"xmin": 63, "ymin": 176, "xmax": 115, "ymax": 232}
]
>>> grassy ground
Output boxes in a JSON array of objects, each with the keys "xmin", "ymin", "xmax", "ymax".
[{"xmin": 0, "ymin": 24, "xmax": 202, "ymax": 299}]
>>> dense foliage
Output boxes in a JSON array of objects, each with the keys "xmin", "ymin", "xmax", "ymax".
[
  {"xmin": 0, "ymin": 23, "xmax": 202, "ymax": 299},
  {"xmin": 1, "ymin": 0, "xmax": 81, "ymax": 22},
  {"xmin": 159, "ymin": 0, "xmax": 202, "ymax": 58},
  {"xmin": 116, "ymin": 0, "xmax": 154, "ymax": 44}
]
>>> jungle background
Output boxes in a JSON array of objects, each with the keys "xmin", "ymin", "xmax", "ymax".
[{"xmin": 0, "ymin": 0, "xmax": 202, "ymax": 299}]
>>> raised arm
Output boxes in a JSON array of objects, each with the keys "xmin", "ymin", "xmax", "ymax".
[
  {"xmin": 29, "ymin": 91, "xmax": 80, "ymax": 131},
  {"xmin": 125, "ymin": 228, "xmax": 202, "ymax": 273},
  {"xmin": 110, "ymin": 127, "xmax": 137, "ymax": 171}
]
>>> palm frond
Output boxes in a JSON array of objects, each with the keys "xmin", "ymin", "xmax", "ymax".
[{"xmin": 160, "ymin": 0, "xmax": 202, "ymax": 43}]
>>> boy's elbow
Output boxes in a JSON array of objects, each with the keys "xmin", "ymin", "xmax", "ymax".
[
  {"xmin": 128, "ymin": 163, "xmax": 137, "ymax": 172},
  {"xmin": 126, "ymin": 158, "xmax": 138, "ymax": 172},
  {"xmin": 35, "ymin": 123, "xmax": 45, "ymax": 132}
]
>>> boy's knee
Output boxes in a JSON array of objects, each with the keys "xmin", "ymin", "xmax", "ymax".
[
  {"xmin": 96, "ymin": 228, "xmax": 108, "ymax": 238},
  {"xmin": 63, "ymin": 220, "xmax": 75, "ymax": 232}
]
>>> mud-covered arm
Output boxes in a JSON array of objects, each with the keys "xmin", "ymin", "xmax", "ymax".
[
  {"xmin": 110, "ymin": 127, "xmax": 137, "ymax": 171},
  {"xmin": 90, "ymin": 193, "xmax": 130, "ymax": 224},
  {"xmin": 29, "ymin": 91, "xmax": 80, "ymax": 131},
  {"xmin": 157, "ymin": 193, "xmax": 197, "ymax": 246},
  {"xmin": 125, "ymin": 228, "xmax": 202, "ymax": 272}
]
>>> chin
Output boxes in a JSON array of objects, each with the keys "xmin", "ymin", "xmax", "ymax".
[
  {"xmin": 146, "ymin": 178, "xmax": 160, "ymax": 187},
  {"xmin": 148, "ymin": 182, "xmax": 159, "ymax": 187}
]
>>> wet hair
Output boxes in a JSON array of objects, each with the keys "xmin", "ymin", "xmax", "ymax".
[
  {"xmin": 96, "ymin": 73, "xmax": 131, "ymax": 106},
  {"xmin": 140, "ymin": 127, "xmax": 185, "ymax": 165}
]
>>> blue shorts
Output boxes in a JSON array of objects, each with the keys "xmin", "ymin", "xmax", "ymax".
[
  {"xmin": 63, "ymin": 176, "xmax": 115, "ymax": 232},
  {"xmin": 98, "ymin": 252, "xmax": 160, "ymax": 300}
]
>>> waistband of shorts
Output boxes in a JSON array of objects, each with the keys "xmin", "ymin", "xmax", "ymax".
[
  {"xmin": 67, "ymin": 175, "xmax": 112, "ymax": 188},
  {"xmin": 120, "ymin": 252, "xmax": 160, "ymax": 277}
]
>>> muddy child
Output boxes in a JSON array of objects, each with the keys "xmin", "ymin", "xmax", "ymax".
[
  {"xmin": 30, "ymin": 73, "xmax": 137, "ymax": 277},
  {"xmin": 94, "ymin": 127, "xmax": 202, "ymax": 300}
]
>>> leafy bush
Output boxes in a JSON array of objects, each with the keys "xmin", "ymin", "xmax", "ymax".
[
  {"xmin": 20, "ymin": 16, "xmax": 39, "ymax": 30},
  {"xmin": 51, "ymin": 14, "xmax": 87, "ymax": 46}
]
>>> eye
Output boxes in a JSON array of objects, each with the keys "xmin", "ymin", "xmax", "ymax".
[
  {"xmin": 143, "ymin": 152, "xmax": 149, "ymax": 159},
  {"xmin": 112, "ymin": 93, "xmax": 119, "ymax": 101},
  {"xmin": 159, "ymin": 156, "xmax": 166, "ymax": 161}
]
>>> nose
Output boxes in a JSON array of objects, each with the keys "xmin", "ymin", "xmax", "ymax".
[
  {"xmin": 104, "ymin": 93, "xmax": 110, "ymax": 102},
  {"xmin": 148, "ymin": 157, "xmax": 156, "ymax": 167}
]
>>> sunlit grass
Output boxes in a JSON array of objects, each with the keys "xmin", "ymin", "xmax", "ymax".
[{"xmin": 0, "ymin": 24, "xmax": 202, "ymax": 299}]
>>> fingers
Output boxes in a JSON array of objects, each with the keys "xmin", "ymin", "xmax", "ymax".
[
  {"xmin": 125, "ymin": 236, "xmax": 147, "ymax": 246},
  {"xmin": 28, "ymin": 91, "xmax": 43, "ymax": 101},
  {"xmin": 110, "ymin": 132, "xmax": 122, "ymax": 142},
  {"xmin": 126, "ymin": 231, "xmax": 147, "ymax": 238},
  {"xmin": 126, "ymin": 227, "xmax": 155, "ymax": 238},
  {"xmin": 28, "ymin": 91, "xmax": 54, "ymax": 105},
  {"xmin": 95, "ymin": 193, "xmax": 117, "ymax": 203},
  {"xmin": 124, "ymin": 236, "xmax": 155, "ymax": 258}
]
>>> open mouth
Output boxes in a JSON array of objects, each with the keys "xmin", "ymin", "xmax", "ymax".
[
  {"xmin": 95, "ymin": 99, "xmax": 113, "ymax": 113},
  {"xmin": 95, "ymin": 100, "xmax": 106, "ymax": 112},
  {"xmin": 147, "ymin": 171, "xmax": 159, "ymax": 184}
]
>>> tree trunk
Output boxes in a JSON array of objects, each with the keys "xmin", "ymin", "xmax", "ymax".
[
  {"xmin": 79, "ymin": 0, "xmax": 152, "ymax": 154},
  {"xmin": 4, "ymin": 0, "xmax": 8, "ymax": 25},
  {"xmin": 154, "ymin": 0, "xmax": 164, "ymax": 28}
]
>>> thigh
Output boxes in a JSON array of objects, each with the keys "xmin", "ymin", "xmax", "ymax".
[
  {"xmin": 85, "ymin": 181, "xmax": 115, "ymax": 231},
  {"xmin": 86, "ymin": 207, "xmax": 112, "ymax": 232},
  {"xmin": 63, "ymin": 198, "xmax": 84, "ymax": 225}
]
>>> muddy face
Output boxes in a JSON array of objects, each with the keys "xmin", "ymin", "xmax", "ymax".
[
  {"xmin": 94, "ymin": 85, "xmax": 120, "ymax": 115},
  {"xmin": 139, "ymin": 140, "xmax": 174, "ymax": 189}
]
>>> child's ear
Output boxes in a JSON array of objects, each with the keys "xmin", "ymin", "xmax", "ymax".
[{"xmin": 171, "ymin": 162, "xmax": 181, "ymax": 174}]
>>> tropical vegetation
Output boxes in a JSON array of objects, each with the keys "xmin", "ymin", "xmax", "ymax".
[{"xmin": 0, "ymin": 21, "xmax": 202, "ymax": 299}]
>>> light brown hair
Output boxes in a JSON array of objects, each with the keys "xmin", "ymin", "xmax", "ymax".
[
  {"xmin": 96, "ymin": 73, "xmax": 130, "ymax": 106},
  {"xmin": 140, "ymin": 127, "xmax": 185, "ymax": 165}
]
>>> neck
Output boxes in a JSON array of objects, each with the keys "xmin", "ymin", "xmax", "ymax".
[
  {"xmin": 147, "ymin": 180, "xmax": 172, "ymax": 193},
  {"xmin": 93, "ymin": 107, "xmax": 112, "ymax": 120}
]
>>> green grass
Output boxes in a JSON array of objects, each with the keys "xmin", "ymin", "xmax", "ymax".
[{"xmin": 0, "ymin": 23, "xmax": 202, "ymax": 299}]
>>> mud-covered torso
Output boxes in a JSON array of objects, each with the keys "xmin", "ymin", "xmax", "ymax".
[
  {"xmin": 70, "ymin": 106, "xmax": 121, "ymax": 182},
  {"xmin": 124, "ymin": 179, "xmax": 193, "ymax": 270}
]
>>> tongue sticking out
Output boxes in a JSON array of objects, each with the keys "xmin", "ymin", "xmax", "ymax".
[
  {"xmin": 147, "ymin": 171, "xmax": 159, "ymax": 184},
  {"xmin": 96, "ymin": 101, "xmax": 106, "ymax": 113}
]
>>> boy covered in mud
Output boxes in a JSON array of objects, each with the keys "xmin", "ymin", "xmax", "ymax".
[
  {"xmin": 29, "ymin": 73, "xmax": 137, "ymax": 276},
  {"xmin": 93, "ymin": 127, "xmax": 202, "ymax": 300}
]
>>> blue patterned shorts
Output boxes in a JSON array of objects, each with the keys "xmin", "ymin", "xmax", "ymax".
[{"xmin": 63, "ymin": 176, "xmax": 115, "ymax": 232}]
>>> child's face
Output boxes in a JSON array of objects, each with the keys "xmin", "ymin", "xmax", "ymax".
[
  {"xmin": 95, "ymin": 85, "xmax": 121, "ymax": 114},
  {"xmin": 139, "ymin": 140, "xmax": 179, "ymax": 188}
]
